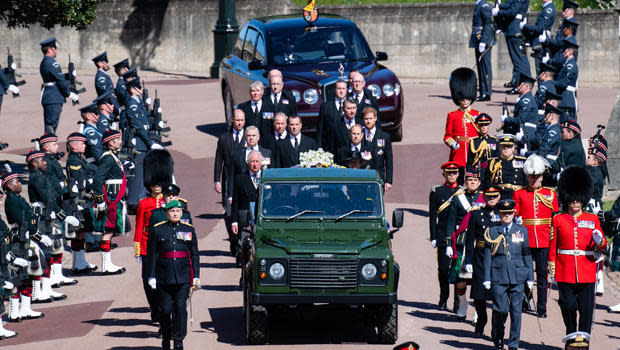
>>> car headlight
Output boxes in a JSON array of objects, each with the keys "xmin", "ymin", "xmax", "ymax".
[
  {"xmin": 269, "ymin": 262, "xmax": 285, "ymax": 279},
  {"xmin": 382, "ymin": 83, "xmax": 394, "ymax": 97},
  {"xmin": 291, "ymin": 90, "xmax": 301, "ymax": 103},
  {"xmin": 303, "ymin": 89, "xmax": 319, "ymax": 105},
  {"xmin": 394, "ymin": 83, "xmax": 401, "ymax": 96},
  {"xmin": 361, "ymin": 263, "xmax": 377, "ymax": 280},
  {"xmin": 367, "ymin": 84, "xmax": 381, "ymax": 99}
]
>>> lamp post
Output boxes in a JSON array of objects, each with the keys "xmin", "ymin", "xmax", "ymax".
[{"xmin": 210, "ymin": 0, "xmax": 239, "ymax": 78}]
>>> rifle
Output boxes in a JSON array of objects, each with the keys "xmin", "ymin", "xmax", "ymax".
[
  {"xmin": 65, "ymin": 54, "xmax": 86, "ymax": 106},
  {"xmin": 143, "ymin": 82, "xmax": 152, "ymax": 113},
  {"xmin": 4, "ymin": 48, "xmax": 26, "ymax": 97},
  {"xmin": 496, "ymin": 97, "xmax": 511, "ymax": 132},
  {"xmin": 147, "ymin": 90, "xmax": 172, "ymax": 147}
]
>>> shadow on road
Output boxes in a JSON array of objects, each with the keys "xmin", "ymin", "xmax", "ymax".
[
  {"xmin": 108, "ymin": 307, "xmax": 150, "ymax": 313},
  {"xmin": 399, "ymin": 208, "xmax": 429, "ymax": 218},
  {"xmin": 85, "ymin": 317, "xmax": 153, "ymax": 327},
  {"xmin": 200, "ymin": 249, "xmax": 231, "ymax": 257},
  {"xmin": 196, "ymin": 123, "xmax": 228, "ymax": 138},
  {"xmin": 106, "ymin": 330, "xmax": 159, "ymax": 339},
  {"xmin": 201, "ymin": 284, "xmax": 239, "ymax": 292},
  {"xmin": 200, "ymin": 262, "xmax": 237, "ymax": 269},
  {"xmin": 196, "ymin": 212, "xmax": 225, "ymax": 220},
  {"xmin": 519, "ymin": 340, "xmax": 562, "ymax": 349},
  {"xmin": 109, "ymin": 347, "xmax": 161, "ymax": 350}
]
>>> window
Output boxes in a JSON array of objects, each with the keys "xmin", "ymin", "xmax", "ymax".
[
  {"xmin": 242, "ymin": 27, "xmax": 258, "ymax": 62},
  {"xmin": 232, "ymin": 25, "xmax": 248, "ymax": 58},
  {"xmin": 255, "ymin": 33, "xmax": 266, "ymax": 63}
]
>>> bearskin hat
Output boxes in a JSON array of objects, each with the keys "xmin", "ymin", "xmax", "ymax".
[
  {"xmin": 143, "ymin": 149, "xmax": 174, "ymax": 189},
  {"xmin": 558, "ymin": 166, "xmax": 592, "ymax": 207},
  {"xmin": 449, "ymin": 67, "xmax": 477, "ymax": 106},
  {"xmin": 502, "ymin": 117, "xmax": 521, "ymax": 135}
]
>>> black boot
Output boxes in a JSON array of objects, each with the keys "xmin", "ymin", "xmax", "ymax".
[
  {"xmin": 162, "ymin": 338, "xmax": 171, "ymax": 350},
  {"xmin": 173, "ymin": 340, "xmax": 183, "ymax": 350}
]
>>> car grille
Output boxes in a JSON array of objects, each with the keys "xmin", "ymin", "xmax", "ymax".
[
  {"xmin": 289, "ymin": 258, "xmax": 358, "ymax": 289},
  {"xmin": 322, "ymin": 82, "xmax": 335, "ymax": 105}
]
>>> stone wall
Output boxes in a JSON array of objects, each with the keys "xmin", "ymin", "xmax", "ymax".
[{"xmin": 0, "ymin": 0, "xmax": 617, "ymax": 82}]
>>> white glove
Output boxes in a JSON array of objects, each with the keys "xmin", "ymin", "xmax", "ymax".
[
  {"xmin": 527, "ymin": 280, "xmax": 535, "ymax": 290},
  {"xmin": 446, "ymin": 246, "xmax": 454, "ymax": 259},
  {"xmin": 97, "ymin": 202, "xmax": 107, "ymax": 212},
  {"xmin": 2, "ymin": 281, "xmax": 14, "ymax": 290},
  {"xmin": 515, "ymin": 130, "xmax": 524, "ymax": 141},
  {"xmin": 71, "ymin": 184, "xmax": 79, "ymax": 194},
  {"xmin": 431, "ymin": 240, "xmax": 437, "ymax": 248},
  {"xmin": 148, "ymin": 277, "xmax": 157, "ymax": 290},
  {"xmin": 519, "ymin": 18, "xmax": 527, "ymax": 29},
  {"xmin": 478, "ymin": 43, "xmax": 486, "ymax": 54},
  {"xmin": 501, "ymin": 112, "xmax": 508, "ymax": 123},
  {"xmin": 450, "ymin": 141, "xmax": 460, "ymax": 150},
  {"xmin": 592, "ymin": 230, "xmax": 604, "ymax": 245},
  {"xmin": 492, "ymin": 5, "xmax": 499, "ymax": 16},
  {"xmin": 13, "ymin": 257, "xmax": 29, "ymax": 267},
  {"xmin": 69, "ymin": 92, "xmax": 79, "ymax": 102},
  {"xmin": 136, "ymin": 256, "xmax": 142, "ymax": 263},
  {"xmin": 7, "ymin": 84, "xmax": 19, "ymax": 94},
  {"xmin": 538, "ymin": 30, "xmax": 547, "ymax": 43},
  {"xmin": 483, "ymin": 281, "xmax": 491, "ymax": 289},
  {"xmin": 193, "ymin": 278, "xmax": 201, "ymax": 288},
  {"xmin": 465, "ymin": 264, "xmax": 473, "ymax": 273},
  {"xmin": 50, "ymin": 211, "xmax": 56, "ymax": 220},
  {"xmin": 519, "ymin": 148, "xmax": 527, "ymax": 156},
  {"xmin": 77, "ymin": 204, "xmax": 84, "ymax": 211},
  {"xmin": 515, "ymin": 216, "xmax": 523, "ymax": 225},
  {"xmin": 145, "ymin": 97, "xmax": 152, "ymax": 105},
  {"xmin": 64, "ymin": 215, "xmax": 80, "ymax": 227},
  {"xmin": 40, "ymin": 234, "xmax": 53, "ymax": 247},
  {"xmin": 150, "ymin": 143, "xmax": 163, "ymax": 150},
  {"xmin": 542, "ymin": 52, "xmax": 550, "ymax": 64}
]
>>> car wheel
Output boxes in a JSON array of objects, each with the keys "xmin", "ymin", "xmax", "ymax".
[
  {"xmin": 224, "ymin": 84, "xmax": 234, "ymax": 126},
  {"xmin": 376, "ymin": 303, "xmax": 398, "ymax": 344},
  {"xmin": 246, "ymin": 303, "xmax": 269, "ymax": 345},
  {"xmin": 391, "ymin": 124, "xmax": 403, "ymax": 142}
]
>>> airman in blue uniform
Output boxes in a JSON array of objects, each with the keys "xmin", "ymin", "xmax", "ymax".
[
  {"xmin": 555, "ymin": 37, "xmax": 579, "ymax": 122},
  {"xmin": 534, "ymin": 62, "xmax": 558, "ymax": 109},
  {"xmin": 493, "ymin": 0, "xmax": 531, "ymax": 92},
  {"xmin": 79, "ymin": 103, "xmax": 103, "ymax": 165},
  {"xmin": 470, "ymin": 0, "xmax": 495, "ymax": 101},
  {"xmin": 513, "ymin": 74, "xmax": 539, "ymax": 149},
  {"xmin": 94, "ymin": 92, "xmax": 117, "ymax": 133},
  {"xmin": 92, "ymin": 51, "xmax": 120, "ymax": 116},
  {"xmin": 521, "ymin": 0, "xmax": 555, "ymax": 75},
  {"xmin": 0, "ymin": 66, "xmax": 20, "ymax": 114},
  {"xmin": 525, "ymin": 103, "xmax": 562, "ymax": 167}
]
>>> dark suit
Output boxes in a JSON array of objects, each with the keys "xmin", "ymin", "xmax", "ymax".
[
  {"xmin": 237, "ymin": 100, "xmax": 263, "ymax": 131},
  {"xmin": 273, "ymin": 135, "xmax": 317, "ymax": 168},
  {"xmin": 331, "ymin": 117, "xmax": 362, "ymax": 154},
  {"xmin": 260, "ymin": 131, "xmax": 287, "ymax": 152},
  {"xmin": 232, "ymin": 172, "xmax": 259, "ymax": 226},
  {"xmin": 214, "ymin": 129, "xmax": 244, "ymax": 206},
  {"xmin": 317, "ymin": 99, "xmax": 345, "ymax": 152},
  {"xmin": 261, "ymin": 89, "xmax": 297, "ymax": 136},
  {"xmin": 366, "ymin": 128, "xmax": 393, "ymax": 184},
  {"xmin": 348, "ymin": 89, "xmax": 380, "ymax": 123},
  {"xmin": 227, "ymin": 146, "xmax": 271, "ymax": 200},
  {"xmin": 336, "ymin": 142, "xmax": 374, "ymax": 166}
]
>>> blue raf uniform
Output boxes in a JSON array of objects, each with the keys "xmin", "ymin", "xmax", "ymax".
[
  {"xmin": 534, "ymin": 62, "xmax": 558, "ymax": 109},
  {"xmin": 470, "ymin": 0, "xmax": 495, "ymax": 99},
  {"xmin": 94, "ymin": 92, "xmax": 117, "ymax": 133},
  {"xmin": 545, "ymin": 18, "xmax": 579, "ymax": 68},
  {"xmin": 79, "ymin": 103, "xmax": 103, "ymax": 165},
  {"xmin": 93, "ymin": 52, "xmax": 120, "ymax": 115},
  {"xmin": 496, "ymin": 0, "xmax": 531, "ymax": 87},
  {"xmin": 0, "ymin": 65, "xmax": 10, "ymax": 112},
  {"xmin": 513, "ymin": 75, "xmax": 540, "ymax": 149},
  {"xmin": 555, "ymin": 38, "xmax": 579, "ymax": 122},
  {"xmin": 113, "ymin": 59, "xmax": 130, "ymax": 106},
  {"xmin": 521, "ymin": 0, "xmax": 555, "ymax": 75},
  {"xmin": 527, "ymin": 115, "xmax": 561, "ymax": 165},
  {"xmin": 483, "ymin": 199, "xmax": 534, "ymax": 350},
  {"xmin": 39, "ymin": 38, "xmax": 71, "ymax": 133}
]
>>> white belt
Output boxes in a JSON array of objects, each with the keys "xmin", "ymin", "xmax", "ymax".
[
  {"xmin": 546, "ymin": 154, "xmax": 558, "ymax": 161},
  {"xmin": 524, "ymin": 122, "xmax": 537, "ymax": 128},
  {"xmin": 119, "ymin": 106, "xmax": 126, "ymax": 112},
  {"xmin": 86, "ymin": 157, "xmax": 96, "ymax": 163},
  {"xmin": 538, "ymin": 109, "xmax": 544, "ymax": 115},
  {"xmin": 558, "ymin": 249, "xmax": 594, "ymax": 256},
  {"xmin": 105, "ymin": 179, "xmax": 123, "ymax": 185},
  {"xmin": 515, "ymin": 14, "xmax": 523, "ymax": 20},
  {"xmin": 566, "ymin": 86, "xmax": 577, "ymax": 92},
  {"xmin": 43, "ymin": 82, "xmax": 56, "ymax": 87}
]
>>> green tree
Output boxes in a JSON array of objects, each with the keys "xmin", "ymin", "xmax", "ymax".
[{"xmin": 0, "ymin": 0, "xmax": 104, "ymax": 30}]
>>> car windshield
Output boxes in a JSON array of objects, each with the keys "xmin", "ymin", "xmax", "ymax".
[
  {"xmin": 269, "ymin": 26, "xmax": 373, "ymax": 66},
  {"xmin": 260, "ymin": 182, "xmax": 382, "ymax": 218}
]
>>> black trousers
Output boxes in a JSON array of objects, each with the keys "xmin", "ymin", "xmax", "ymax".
[
  {"xmin": 141, "ymin": 261, "xmax": 158, "ymax": 322},
  {"xmin": 437, "ymin": 246, "xmax": 451, "ymax": 303},
  {"xmin": 529, "ymin": 247, "xmax": 549, "ymax": 313},
  {"xmin": 474, "ymin": 299, "xmax": 488, "ymax": 330},
  {"xmin": 43, "ymin": 103, "xmax": 62, "ymax": 133},
  {"xmin": 475, "ymin": 47, "xmax": 493, "ymax": 97},
  {"xmin": 127, "ymin": 152, "xmax": 147, "ymax": 207},
  {"xmin": 558, "ymin": 282, "xmax": 595, "ymax": 334},
  {"xmin": 158, "ymin": 282, "xmax": 190, "ymax": 342}
]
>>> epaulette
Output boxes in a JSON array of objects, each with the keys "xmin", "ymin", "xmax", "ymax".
[
  {"xmin": 431, "ymin": 185, "xmax": 440, "ymax": 192},
  {"xmin": 180, "ymin": 222, "xmax": 193, "ymax": 227},
  {"xmin": 514, "ymin": 156, "xmax": 527, "ymax": 160},
  {"xmin": 470, "ymin": 206, "xmax": 482, "ymax": 212},
  {"xmin": 543, "ymin": 186, "xmax": 556, "ymax": 192},
  {"xmin": 178, "ymin": 198, "xmax": 187, "ymax": 203},
  {"xmin": 69, "ymin": 165, "xmax": 82, "ymax": 171},
  {"xmin": 154, "ymin": 221, "xmax": 166, "ymax": 227}
]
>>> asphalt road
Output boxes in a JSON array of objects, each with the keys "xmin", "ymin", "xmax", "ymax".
[{"xmin": 0, "ymin": 73, "xmax": 618, "ymax": 349}]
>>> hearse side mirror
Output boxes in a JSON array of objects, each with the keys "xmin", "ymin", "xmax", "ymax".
[
  {"xmin": 392, "ymin": 209, "xmax": 403, "ymax": 229},
  {"xmin": 248, "ymin": 59, "xmax": 264, "ymax": 70},
  {"xmin": 375, "ymin": 51, "xmax": 388, "ymax": 61}
]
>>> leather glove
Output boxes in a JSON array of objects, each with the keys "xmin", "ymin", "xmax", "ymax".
[
  {"xmin": 515, "ymin": 130, "xmax": 524, "ymax": 142},
  {"xmin": 148, "ymin": 277, "xmax": 157, "ymax": 290},
  {"xmin": 69, "ymin": 92, "xmax": 79, "ymax": 102},
  {"xmin": 492, "ymin": 5, "xmax": 499, "ymax": 16},
  {"xmin": 2, "ymin": 281, "xmax": 14, "ymax": 290},
  {"xmin": 431, "ymin": 240, "xmax": 437, "ymax": 248},
  {"xmin": 40, "ymin": 234, "xmax": 53, "ymax": 247},
  {"xmin": 478, "ymin": 43, "xmax": 486, "ymax": 54},
  {"xmin": 13, "ymin": 257, "xmax": 29, "ymax": 268},
  {"xmin": 527, "ymin": 280, "xmax": 535, "ymax": 290},
  {"xmin": 150, "ymin": 143, "xmax": 163, "ymax": 150},
  {"xmin": 542, "ymin": 52, "xmax": 550, "ymax": 64},
  {"xmin": 446, "ymin": 246, "xmax": 454, "ymax": 259},
  {"xmin": 515, "ymin": 216, "xmax": 523, "ymax": 225},
  {"xmin": 97, "ymin": 202, "xmax": 107, "ymax": 212},
  {"xmin": 465, "ymin": 264, "xmax": 473, "ymax": 274},
  {"xmin": 64, "ymin": 215, "xmax": 80, "ymax": 227},
  {"xmin": 483, "ymin": 281, "xmax": 491, "ymax": 289},
  {"xmin": 8, "ymin": 84, "xmax": 19, "ymax": 94},
  {"xmin": 193, "ymin": 278, "xmax": 201, "ymax": 288},
  {"xmin": 133, "ymin": 242, "xmax": 141, "ymax": 257},
  {"xmin": 592, "ymin": 229, "xmax": 604, "ymax": 245},
  {"xmin": 519, "ymin": 18, "xmax": 526, "ymax": 29},
  {"xmin": 538, "ymin": 30, "xmax": 547, "ymax": 43},
  {"xmin": 450, "ymin": 141, "xmax": 460, "ymax": 150}
]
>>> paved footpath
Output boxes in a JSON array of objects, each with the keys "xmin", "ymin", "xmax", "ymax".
[{"xmin": 0, "ymin": 73, "xmax": 618, "ymax": 349}]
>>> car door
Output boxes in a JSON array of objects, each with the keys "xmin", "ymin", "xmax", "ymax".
[{"xmin": 230, "ymin": 26, "xmax": 260, "ymax": 102}]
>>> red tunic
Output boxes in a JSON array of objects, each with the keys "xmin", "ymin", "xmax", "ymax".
[
  {"xmin": 134, "ymin": 194, "xmax": 165, "ymax": 256},
  {"xmin": 513, "ymin": 187, "xmax": 559, "ymax": 248},
  {"xmin": 549, "ymin": 212, "xmax": 607, "ymax": 284},
  {"xmin": 443, "ymin": 107, "xmax": 479, "ymax": 167}
]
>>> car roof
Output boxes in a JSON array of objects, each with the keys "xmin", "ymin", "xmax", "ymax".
[
  {"xmin": 250, "ymin": 13, "xmax": 356, "ymax": 32},
  {"xmin": 262, "ymin": 167, "xmax": 380, "ymax": 182}
]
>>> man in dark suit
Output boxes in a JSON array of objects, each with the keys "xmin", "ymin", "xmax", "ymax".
[
  {"xmin": 362, "ymin": 106, "xmax": 393, "ymax": 191},
  {"xmin": 261, "ymin": 69, "xmax": 297, "ymax": 137},
  {"xmin": 317, "ymin": 79, "xmax": 348, "ymax": 152},
  {"xmin": 348, "ymin": 70, "xmax": 380, "ymax": 124},
  {"xmin": 231, "ymin": 150, "xmax": 262, "ymax": 236},
  {"xmin": 336, "ymin": 124, "xmax": 374, "ymax": 167},
  {"xmin": 236, "ymin": 81, "xmax": 264, "ymax": 131},
  {"xmin": 273, "ymin": 115, "xmax": 317, "ymax": 168},
  {"xmin": 331, "ymin": 98, "xmax": 362, "ymax": 153},
  {"xmin": 227, "ymin": 126, "xmax": 271, "ymax": 205},
  {"xmin": 260, "ymin": 112, "xmax": 288, "ymax": 152}
]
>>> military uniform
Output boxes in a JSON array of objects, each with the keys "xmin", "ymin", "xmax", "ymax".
[
  {"xmin": 514, "ymin": 90, "xmax": 540, "ymax": 148},
  {"xmin": 444, "ymin": 107, "xmax": 480, "ymax": 169},
  {"xmin": 83, "ymin": 122, "xmax": 103, "ymax": 165},
  {"xmin": 39, "ymin": 38, "xmax": 71, "ymax": 133},
  {"xmin": 484, "ymin": 155, "xmax": 526, "ymax": 199},
  {"xmin": 496, "ymin": 0, "xmax": 531, "ymax": 87},
  {"xmin": 527, "ymin": 120, "xmax": 561, "ymax": 165},
  {"xmin": 555, "ymin": 38, "xmax": 579, "ymax": 122},
  {"xmin": 522, "ymin": 0, "xmax": 555, "ymax": 75},
  {"xmin": 470, "ymin": 0, "xmax": 494, "ymax": 99},
  {"xmin": 483, "ymin": 200, "xmax": 534, "ymax": 349},
  {"xmin": 146, "ymin": 201, "xmax": 199, "ymax": 349},
  {"xmin": 467, "ymin": 134, "xmax": 498, "ymax": 171}
]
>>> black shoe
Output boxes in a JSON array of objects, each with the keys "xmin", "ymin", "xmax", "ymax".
[
  {"xmin": 102, "ymin": 267, "xmax": 126, "ymax": 275},
  {"xmin": 438, "ymin": 300, "xmax": 448, "ymax": 311},
  {"xmin": 156, "ymin": 328, "xmax": 162, "ymax": 339},
  {"xmin": 173, "ymin": 340, "xmax": 183, "ymax": 350},
  {"xmin": 506, "ymin": 88, "xmax": 519, "ymax": 95},
  {"xmin": 162, "ymin": 338, "xmax": 171, "ymax": 350},
  {"xmin": 504, "ymin": 82, "xmax": 515, "ymax": 88},
  {"xmin": 72, "ymin": 266, "xmax": 96, "ymax": 275},
  {"xmin": 477, "ymin": 94, "xmax": 491, "ymax": 101},
  {"xmin": 537, "ymin": 311, "xmax": 547, "ymax": 318},
  {"xmin": 456, "ymin": 315, "xmax": 466, "ymax": 322},
  {"xmin": 494, "ymin": 338, "xmax": 504, "ymax": 349},
  {"xmin": 474, "ymin": 327, "xmax": 484, "ymax": 336}
]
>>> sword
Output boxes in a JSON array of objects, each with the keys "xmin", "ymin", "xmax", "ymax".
[
  {"xmin": 187, "ymin": 288, "xmax": 194, "ymax": 329},
  {"xmin": 529, "ymin": 287, "xmax": 545, "ymax": 346},
  {"xmin": 472, "ymin": 44, "xmax": 494, "ymax": 70}
]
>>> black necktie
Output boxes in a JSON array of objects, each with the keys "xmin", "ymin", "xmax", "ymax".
[
  {"xmin": 233, "ymin": 133, "xmax": 238, "ymax": 144},
  {"xmin": 294, "ymin": 137, "xmax": 299, "ymax": 150},
  {"xmin": 504, "ymin": 226, "xmax": 509, "ymax": 235},
  {"xmin": 337, "ymin": 100, "xmax": 342, "ymax": 112},
  {"xmin": 252, "ymin": 104, "xmax": 257, "ymax": 114}
]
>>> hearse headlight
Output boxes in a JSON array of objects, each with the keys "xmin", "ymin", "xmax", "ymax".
[
  {"xmin": 368, "ymin": 84, "xmax": 381, "ymax": 99},
  {"xmin": 394, "ymin": 83, "xmax": 401, "ymax": 96},
  {"xmin": 382, "ymin": 83, "xmax": 394, "ymax": 97},
  {"xmin": 303, "ymin": 88, "xmax": 319, "ymax": 105},
  {"xmin": 291, "ymin": 89, "xmax": 301, "ymax": 103}
]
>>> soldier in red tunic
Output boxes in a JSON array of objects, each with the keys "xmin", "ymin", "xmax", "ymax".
[
  {"xmin": 444, "ymin": 68, "xmax": 480, "ymax": 184},
  {"xmin": 513, "ymin": 154, "xmax": 559, "ymax": 317},
  {"xmin": 550, "ymin": 166, "xmax": 607, "ymax": 336}
]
